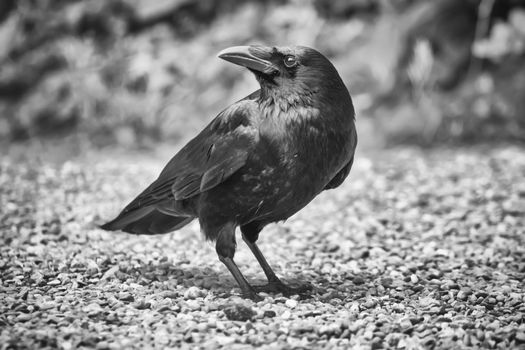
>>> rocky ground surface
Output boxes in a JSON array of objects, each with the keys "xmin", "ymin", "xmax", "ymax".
[{"xmin": 0, "ymin": 145, "xmax": 524, "ymax": 349}]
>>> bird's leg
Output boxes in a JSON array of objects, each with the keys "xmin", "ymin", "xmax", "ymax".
[
  {"xmin": 215, "ymin": 222, "xmax": 261, "ymax": 301},
  {"xmin": 241, "ymin": 224, "xmax": 311, "ymax": 296},
  {"xmin": 242, "ymin": 233, "xmax": 280, "ymax": 283},
  {"xmin": 218, "ymin": 256, "xmax": 261, "ymax": 301}
]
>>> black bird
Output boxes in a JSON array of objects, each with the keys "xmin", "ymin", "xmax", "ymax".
[{"xmin": 101, "ymin": 45, "xmax": 357, "ymax": 300}]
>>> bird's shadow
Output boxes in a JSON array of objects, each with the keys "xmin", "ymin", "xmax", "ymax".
[{"xmin": 111, "ymin": 260, "xmax": 373, "ymax": 303}]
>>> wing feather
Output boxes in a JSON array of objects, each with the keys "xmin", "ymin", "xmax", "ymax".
[{"xmin": 118, "ymin": 95, "xmax": 259, "ymax": 214}]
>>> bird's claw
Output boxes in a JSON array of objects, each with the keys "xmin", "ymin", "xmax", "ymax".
[
  {"xmin": 241, "ymin": 290, "xmax": 264, "ymax": 302},
  {"xmin": 253, "ymin": 281, "xmax": 312, "ymax": 296}
]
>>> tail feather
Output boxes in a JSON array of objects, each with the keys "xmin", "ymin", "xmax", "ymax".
[
  {"xmin": 101, "ymin": 206, "xmax": 194, "ymax": 235},
  {"xmin": 100, "ymin": 207, "xmax": 154, "ymax": 231},
  {"xmin": 148, "ymin": 214, "xmax": 193, "ymax": 234}
]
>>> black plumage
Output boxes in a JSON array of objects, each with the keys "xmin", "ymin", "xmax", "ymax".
[{"xmin": 101, "ymin": 45, "xmax": 357, "ymax": 299}]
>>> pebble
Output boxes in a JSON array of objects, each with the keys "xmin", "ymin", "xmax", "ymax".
[
  {"xmin": 196, "ymin": 322, "xmax": 208, "ymax": 332},
  {"xmin": 15, "ymin": 313, "xmax": 32, "ymax": 322},
  {"xmin": 349, "ymin": 302, "xmax": 360, "ymax": 314},
  {"xmin": 444, "ymin": 280, "xmax": 459, "ymax": 290},
  {"xmin": 263, "ymin": 310, "xmax": 276, "ymax": 318},
  {"xmin": 118, "ymin": 292, "xmax": 134, "ymax": 302},
  {"xmin": 96, "ymin": 341, "xmax": 109, "ymax": 349},
  {"xmin": 456, "ymin": 290, "xmax": 468, "ymax": 301},
  {"xmin": 184, "ymin": 286, "xmax": 205, "ymax": 299},
  {"xmin": 85, "ymin": 260, "xmax": 99, "ymax": 276},
  {"xmin": 516, "ymin": 332, "xmax": 525, "ymax": 342},
  {"xmin": 285, "ymin": 299, "xmax": 298, "ymax": 309},
  {"xmin": 38, "ymin": 301, "xmax": 56, "ymax": 310},
  {"xmin": 185, "ymin": 300, "xmax": 200, "ymax": 311},
  {"xmin": 381, "ymin": 278, "xmax": 393, "ymax": 287},
  {"xmin": 222, "ymin": 304, "xmax": 255, "ymax": 321},
  {"xmin": 83, "ymin": 302, "xmax": 103, "ymax": 315},
  {"xmin": 318, "ymin": 324, "xmax": 341, "ymax": 336},
  {"xmin": 281, "ymin": 310, "xmax": 292, "ymax": 319},
  {"xmin": 399, "ymin": 318, "xmax": 412, "ymax": 330},
  {"xmin": 215, "ymin": 336, "xmax": 235, "ymax": 346},
  {"xmin": 410, "ymin": 274, "xmax": 419, "ymax": 284},
  {"xmin": 353, "ymin": 277, "xmax": 365, "ymax": 285},
  {"xmin": 364, "ymin": 299, "xmax": 377, "ymax": 309}
]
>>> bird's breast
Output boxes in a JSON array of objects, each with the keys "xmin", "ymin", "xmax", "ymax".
[
  {"xmin": 238, "ymin": 107, "xmax": 353, "ymax": 217},
  {"xmin": 258, "ymin": 106, "xmax": 352, "ymax": 178}
]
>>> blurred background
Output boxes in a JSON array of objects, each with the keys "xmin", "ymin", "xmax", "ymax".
[{"xmin": 1, "ymin": 0, "xmax": 524, "ymax": 152}]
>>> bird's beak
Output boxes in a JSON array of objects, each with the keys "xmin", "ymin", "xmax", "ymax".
[{"xmin": 218, "ymin": 46, "xmax": 277, "ymax": 74}]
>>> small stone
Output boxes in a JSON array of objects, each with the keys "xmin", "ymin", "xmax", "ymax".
[
  {"xmin": 38, "ymin": 301, "xmax": 56, "ymax": 310},
  {"xmin": 15, "ymin": 313, "xmax": 32, "ymax": 322},
  {"xmin": 222, "ymin": 304, "xmax": 255, "ymax": 321},
  {"xmin": 410, "ymin": 274, "xmax": 419, "ymax": 284},
  {"xmin": 263, "ymin": 310, "xmax": 276, "ymax": 318},
  {"xmin": 463, "ymin": 333, "xmax": 472, "ymax": 346},
  {"xmin": 133, "ymin": 300, "xmax": 151, "ymax": 310},
  {"xmin": 381, "ymin": 278, "xmax": 393, "ymax": 287},
  {"xmin": 118, "ymin": 292, "xmax": 134, "ymax": 302},
  {"xmin": 101, "ymin": 265, "xmax": 119, "ymax": 280},
  {"xmin": 516, "ymin": 332, "xmax": 525, "ymax": 343},
  {"xmin": 476, "ymin": 329, "xmax": 485, "ymax": 341},
  {"xmin": 349, "ymin": 302, "xmax": 360, "ymax": 313},
  {"xmin": 196, "ymin": 322, "xmax": 208, "ymax": 332},
  {"xmin": 353, "ymin": 276, "xmax": 365, "ymax": 285},
  {"xmin": 161, "ymin": 291, "xmax": 179, "ymax": 299},
  {"xmin": 429, "ymin": 306, "xmax": 441, "ymax": 314},
  {"xmin": 184, "ymin": 286, "xmax": 205, "ymax": 299},
  {"xmin": 400, "ymin": 318, "xmax": 412, "ymax": 330},
  {"xmin": 86, "ymin": 260, "xmax": 99, "ymax": 276},
  {"xmin": 185, "ymin": 300, "xmax": 200, "ymax": 310},
  {"xmin": 285, "ymin": 299, "xmax": 298, "ymax": 309},
  {"xmin": 281, "ymin": 310, "xmax": 292, "ymax": 319},
  {"xmin": 364, "ymin": 299, "xmax": 376, "ymax": 309},
  {"xmin": 47, "ymin": 279, "xmax": 61, "ymax": 286},
  {"xmin": 96, "ymin": 341, "xmax": 109, "ymax": 349},
  {"xmin": 215, "ymin": 336, "xmax": 235, "ymax": 346},
  {"xmin": 318, "ymin": 324, "xmax": 341, "ymax": 336},
  {"xmin": 83, "ymin": 302, "xmax": 103, "ymax": 315},
  {"xmin": 456, "ymin": 290, "xmax": 468, "ymax": 301},
  {"xmin": 444, "ymin": 280, "xmax": 459, "ymax": 290}
]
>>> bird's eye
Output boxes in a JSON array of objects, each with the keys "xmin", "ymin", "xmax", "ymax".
[{"xmin": 283, "ymin": 55, "xmax": 297, "ymax": 68}]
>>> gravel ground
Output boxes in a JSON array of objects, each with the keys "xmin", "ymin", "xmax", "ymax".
[{"xmin": 1, "ymin": 146, "xmax": 524, "ymax": 349}]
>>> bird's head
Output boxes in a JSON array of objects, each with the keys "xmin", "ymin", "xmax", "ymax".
[{"xmin": 218, "ymin": 45, "xmax": 351, "ymax": 108}]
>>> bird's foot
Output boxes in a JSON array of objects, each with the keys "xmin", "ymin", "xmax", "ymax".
[
  {"xmin": 253, "ymin": 280, "xmax": 312, "ymax": 296},
  {"xmin": 240, "ymin": 289, "xmax": 264, "ymax": 302}
]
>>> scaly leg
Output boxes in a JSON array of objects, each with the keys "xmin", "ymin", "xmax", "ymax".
[
  {"xmin": 241, "ymin": 223, "xmax": 311, "ymax": 296},
  {"xmin": 218, "ymin": 255, "xmax": 261, "ymax": 301},
  {"xmin": 215, "ymin": 221, "xmax": 261, "ymax": 301}
]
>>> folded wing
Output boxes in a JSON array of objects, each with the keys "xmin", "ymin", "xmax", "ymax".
[{"xmin": 101, "ymin": 95, "xmax": 259, "ymax": 234}]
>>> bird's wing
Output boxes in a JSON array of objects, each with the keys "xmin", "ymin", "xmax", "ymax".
[
  {"xmin": 324, "ymin": 155, "xmax": 354, "ymax": 190},
  {"xmin": 121, "ymin": 97, "xmax": 259, "ymax": 213},
  {"xmin": 324, "ymin": 127, "xmax": 357, "ymax": 190}
]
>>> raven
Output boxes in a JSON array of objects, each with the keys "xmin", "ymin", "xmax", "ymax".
[{"xmin": 101, "ymin": 45, "xmax": 357, "ymax": 300}]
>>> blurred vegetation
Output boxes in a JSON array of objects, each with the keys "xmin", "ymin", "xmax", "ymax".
[{"xmin": 0, "ymin": 0, "xmax": 524, "ymax": 148}]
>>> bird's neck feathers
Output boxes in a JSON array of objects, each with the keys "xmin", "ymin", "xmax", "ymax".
[
  {"xmin": 257, "ymin": 79, "xmax": 355, "ymax": 125},
  {"xmin": 258, "ymin": 81, "xmax": 317, "ymax": 112}
]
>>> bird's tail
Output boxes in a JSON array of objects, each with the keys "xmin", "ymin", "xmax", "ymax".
[{"xmin": 100, "ymin": 206, "xmax": 194, "ymax": 235}]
